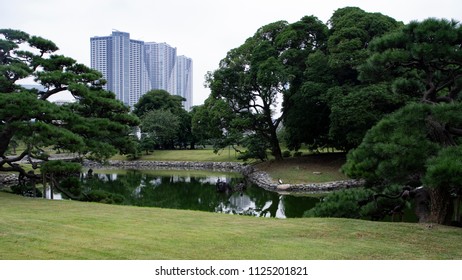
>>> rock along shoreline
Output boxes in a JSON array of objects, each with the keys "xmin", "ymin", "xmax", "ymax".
[{"xmin": 84, "ymin": 160, "xmax": 364, "ymax": 194}]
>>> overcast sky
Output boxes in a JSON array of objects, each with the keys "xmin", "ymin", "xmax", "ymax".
[{"xmin": 2, "ymin": 0, "xmax": 462, "ymax": 105}]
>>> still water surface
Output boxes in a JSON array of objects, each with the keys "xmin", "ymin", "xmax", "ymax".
[{"xmin": 80, "ymin": 169, "xmax": 321, "ymax": 218}]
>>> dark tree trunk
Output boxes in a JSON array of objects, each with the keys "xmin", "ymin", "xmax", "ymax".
[
  {"xmin": 268, "ymin": 131, "xmax": 283, "ymax": 161},
  {"xmin": 429, "ymin": 187, "xmax": 453, "ymax": 225},
  {"xmin": 268, "ymin": 121, "xmax": 283, "ymax": 161},
  {"xmin": 0, "ymin": 128, "xmax": 14, "ymax": 157},
  {"xmin": 271, "ymin": 141, "xmax": 283, "ymax": 161},
  {"xmin": 189, "ymin": 140, "xmax": 195, "ymax": 150},
  {"xmin": 413, "ymin": 187, "xmax": 431, "ymax": 223},
  {"xmin": 424, "ymin": 114, "xmax": 457, "ymax": 225}
]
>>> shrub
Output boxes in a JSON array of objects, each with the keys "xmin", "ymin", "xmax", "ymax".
[
  {"xmin": 59, "ymin": 177, "xmax": 82, "ymax": 197},
  {"xmin": 304, "ymin": 188, "xmax": 375, "ymax": 219},
  {"xmin": 282, "ymin": 150, "xmax": 292, "ymax": 157},
  {"xmin": 10, "ymin": 183, "xmax": 43, "ymax": 197},
  {"xmin": 293, "ymin": 151, "xmax": 303, "ymax": 157},
  {"xmin": 85, "ymin": 190, "xmax": 125, "ymax": 204}
]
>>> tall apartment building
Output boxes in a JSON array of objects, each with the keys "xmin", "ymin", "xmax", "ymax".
[
  {"xmin": 174, "ymin": 55, "xmax": 193, "ymax": 111},
  {"xmin": 90, "ymin": 31, "xmax": 193, "ymax": 110}
]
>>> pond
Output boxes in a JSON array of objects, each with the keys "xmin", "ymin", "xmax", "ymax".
[{"xmin": 79, "ymin": 169, "xmax": 321, "ymax": 218}]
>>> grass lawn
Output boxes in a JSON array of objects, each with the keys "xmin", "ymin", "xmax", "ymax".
[
  {"xmin": 112, "ymin": 147, "xmax": 242, "ymax": 162},
  {"xmin": 253, "ymin": 153, "xmax": 348, "ymax": 183},
  {"xmin": 1, "ymin": 191, "xmax": 461, "ymax": 260}
]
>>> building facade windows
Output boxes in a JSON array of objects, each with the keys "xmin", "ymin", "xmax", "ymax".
[{"xmin": 90, "ymin": 31, "xmax": 193, "ymax": 110}]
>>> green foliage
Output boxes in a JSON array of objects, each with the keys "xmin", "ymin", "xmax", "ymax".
[
  {"xmin": 10, "ymin": 183, "xmax": 43, "ymax": 197},
  {"xmin": 141, "ymin": 109, "xmax": 180, "ymax": 149},
  {"xmin": 84, "ymin": 189, "xmax": 125, "ymax": 204},
  {"xmin": 40, "ymin": 160, "xmax": 81, "ymax": 175},
  {"xmin": 329, "ymin": 83, "xmax": 416, "ymax": 150},
  {"xmin": 282, "ymin": 150, "xmax": 292, "ymax": 158},
  {"xmin": 133, "ymin": 89, "xmax": 193, "ymax": 150},
  {"xmin": 237, "ymin": 134, "xmax": 270, "ymax": 162},
  {"xmin": 345, "ymin": 19, "xmax": 462, "ymax": 184},
  {"xmin": 132, "ymin": 89, "xmax": 185, "ymax": 118},
  {"xmin": 341, "ymin": 18, "xmax": 462, "ymax": 224},
  {"xmin": 0, "ymin": 29, "xmax": 139, "ymax": 180},
  {"xmin": 326, "ymin": 8, "xmax": 403, "ymax": 149},
  {"xmin": 359, "ymin": 18, "xmax": 462, "ymax": 103},
  {"xmin": 343, "ymin": 103, "xmax": 439, "ymax": 185},
  {"xmin": 283, "ymin": 8, "xmax": 402, "ymax": 151},
  {"xmin": 191, "ymin": 97, "xmax": 237, "ymax": 148},
  {"xmin": 138, "ymin": 134, "xmax": 156, "ymax": 155},
  {"xmin": 423, "ymin": 146, "xmax": 462, "ymax": 192},
  {"xmin": 207, "ymin": 20, "xmax": 306, "ymax": 161},
  {"xmin": 344, "ymin": 17, "xmax": 462, "ymax": 182},
  {"xmin": 305, "ymin": 185, "xmax": 412, "ymax": 221},
  {"xmin": 327, "ymin": 7, "xmax": 401, "ymax": 80},
  {"xmin": 59, "ymin": 177, "xmax": 82, "ymax": 197},
  {"xmin": 293, "ymin": 151, "xmax": 303, "ymax": 157},
  {"xmin": 304, "ymin": 188, "xmax": 375, "ymax": 219}
]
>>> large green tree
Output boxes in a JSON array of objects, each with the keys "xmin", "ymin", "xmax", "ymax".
[
  {"xmin": 191, "ymin": 96, "xmax": 238, "ymax": 150},
  {"xmin": 207, "ymin": 21, "xmax": 290, "ymax": 161},
  {"xmin": 343, "ymin": 18, "xmax": 462, "ymax": 225},
  {"xmin": 141, "ymin": 109, "xmax": 180, "ymax": 150},
  {"xmin": 133, "ymin": 89, "xmax": 193, "ymax": 150},
  {"xmin": 278, "ymin": 16, "xmax": 330, "ymax": 151},
  {"xmin": 207, "ymin": 17, "xmax": 328, "ymax": 161},
  {"xmin": 132, "ymin": 89, "xmax": 185, "ymax": 118},
  {"xmin": 0, "ymin": 29, "xmax": 139, "ymax": 180},
  {"xmin": 283, "ymin": 7, "xmax": 403, "ymax": 151}
]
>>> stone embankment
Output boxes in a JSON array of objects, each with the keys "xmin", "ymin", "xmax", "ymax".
[
  {"xmin": 84, "ymin": 160, "xmax": 364, "ymax": 193},
  {"xmin": 85, "ymin": 160, "xmax": 246, "ymax": 173},
  {"xmin": 245, "ymin": 168, "xmax": 364, "ymax": 193}
]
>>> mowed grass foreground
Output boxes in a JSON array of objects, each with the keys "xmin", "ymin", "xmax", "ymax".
[{"xmin": 1, "ymin": 192, "xmax": 461, "ymax": 260}]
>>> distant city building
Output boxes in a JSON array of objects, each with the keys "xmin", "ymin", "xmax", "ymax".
[
  {"xmin": 174, "ymin": 55, "xmax": 193, "ymax": 111},
  {"xmin": 90, "ymin": 31, "xmax": 193, "ymax": 110}
]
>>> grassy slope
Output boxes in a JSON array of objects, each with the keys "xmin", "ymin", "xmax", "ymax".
[
  {"xmin": 1, "ymin": 192, "xmax": 461, "ymax": 260},
  {"xmin": 254, "ymin": 153, "xmax": 348, "ymax": 183}
]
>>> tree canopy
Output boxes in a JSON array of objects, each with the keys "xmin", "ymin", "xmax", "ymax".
[
  {"xmin": 132, "ymin": 89, "xmax": 185, "ymax": 118},
  {"xmin": 343, "ymin": 18, "xmax": 462, "ymax": 225},
  {"xmin": 191, "ymin": 96, "xmax": 236, "ymax": 150},
  {"xmin": 283, "ymin": 7, "xmax": 404, "ymax": 151},
  {"xmin": 133, "ymin": 89, "xmax": 193, "ymax": 151},
  {"xmin": 140, "ymin": 109, "xmax": 180, "ymax": 150},
  {"xmin": 207, "ymin": 16, "xmax": 328, "ymax": 161},
  {"xmin": 0, "ymin": 29, "xmax": 139, "ymax": 179}
]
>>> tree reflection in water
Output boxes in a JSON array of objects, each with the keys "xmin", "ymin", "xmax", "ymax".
[{"xmin": 80, "ymin": 169, "xmax": 320, "ymax": 218}]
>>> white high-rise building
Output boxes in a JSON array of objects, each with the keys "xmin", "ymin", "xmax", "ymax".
[
  {"xmin": 174, "ymin": 55, "xmax": 193, "ymax": 111},
  {"xmin": 130, "ymin": 39, "xmax": 149, "ymax": 107},
  {"xmin": 90, "ymin": 35, "xmax": 111, "ymax": 90},
  {"xmin": 145, "ymin": 42, "xmax": 177, "ymax": 93},
  {"xmin": 90, "ymin": 31, "xmax": 193, "ymax": 110}
]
